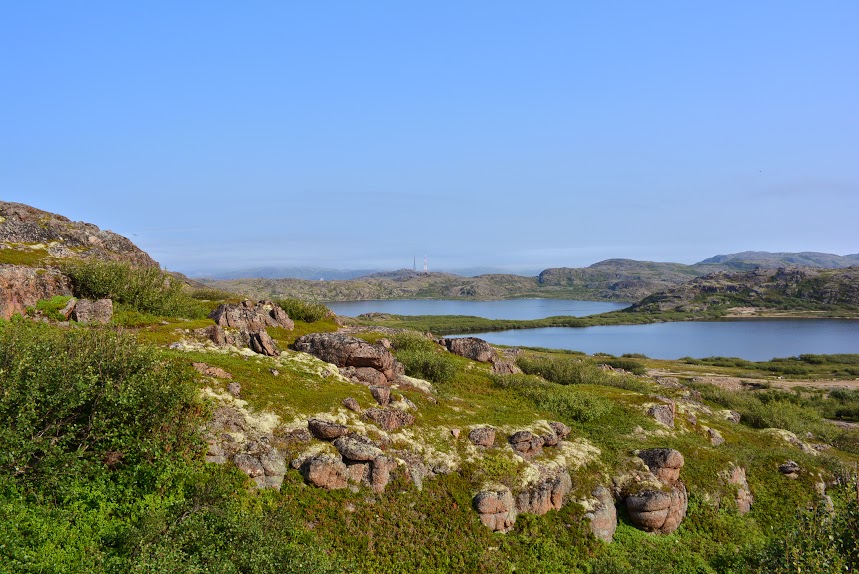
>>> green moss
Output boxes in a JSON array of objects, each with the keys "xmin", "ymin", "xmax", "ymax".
[{"xmin": 0, "ymin": 247, "xmax": 51, "ymax": 266}]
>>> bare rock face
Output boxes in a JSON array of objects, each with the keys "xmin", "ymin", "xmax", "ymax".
[
  {"xmin": 209, "ymin": 299, "xmax": 295, "ymax": 332},
  {"xmin": 0, "ymin": 264, "xmax": 73, "ymax": 320},
  {"xmin": 638, "ymin": 448, "xmax": 685, "ymax": 485},
  {"xmin": 0, "ymin": 201, "xmax": 159, "ymax": 268},
  {"xmin": 249, "ymin": 330, "xmax": 279, "ymax": 356},
  {"xmin": 625, "ymin": 483, "xmax": 688, "ymax": 534},
  {"xmin": 342, "ymin": 366, "xmax": 389, "ymax": 386},
  {"xmin": 300, "ymin": 454, "xmax": 349, "ymax": 490},
  {"xmin": 441, "ymin": 337, "xmax": 495, "ymax": 363},
  {"xmin": 515, "ymin": 470, "xmax": 572, "ymax": 515},
  {"xmin": 468, "ymin": 426, "xmax": 496, "ymax": 447},
  {"xmin": 294, "ymin": 333, "xmax": 403, "ymax": 383},
  {"xmin": 307, "ymin": 418, "xmax": 349, "ymax": 441},
  {"xmin": 585, "ymin": 486, "xmax": 618, "ymax": 542},
  {"xmin": 491, "ymin": 359, "xmax": 522, "ymax": 375},
  {"xmin": 363, "ymin": 407, "xmax": 415, "ymax": 431},
  {"xmin": 72, "ymin": 298, "xmax": 113, "ymax": 324},
  {"xmin": 509, "ymin": 431, "xmax": 544, "ymax": 460},
  {"xmin": 725, "ymin": 466, "xmax": 753, "ymax": 514},
  {"xmin": 647, "ymin": 400, "xmax": 676, "ymax": 428},
  {"xmin": 474, "ymin": 488, "xmax": 517, "ymax": 533}
]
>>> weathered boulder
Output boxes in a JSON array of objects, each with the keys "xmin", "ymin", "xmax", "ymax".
[
  {"xmin": 300, "ymin": 454, "xmax": 349, "ymax": 490},
  {"xmin": 363, "ymin": 407, "xmax": 415, "ymax": 431},
  {"xmin": 725, "ymin": 466, "xmax": 753, "ymax": 514},
  {"xmin": 192, "ymin": 362, "xmax": 234, "ymax": 379},
  {"xmin": 233, "ymin": 453, "xmax": 265, "ymax": 478},
  {"xmin": 226, "ymin": 382, "xmax": 241, "ymax": 397},
  {"xmin": 707, "ymin": 427, "xmax": 725, "ymax": 446},
  {"xmin": 249, "ymin": 330, "xmax": 280, "ymax": 356},
  {"xmin": 294, "ymin": 333, "xmax": 403, "ymax": 383},
  {"xmin": 509, "ymin": 431, "xmax": 544, "ymax": 460},
  {"xmin": 647, "ymin": 400, "xmax": 676, "ymax": 428},
  {"xmin": 638, "ymin": 448, "xmax": 684, "ymax": 485},
  {"xmin": 474, "ymin": 488, "xmax": 517, "ymax": 533},
  {"xmin": 71, "ymin": 298, "xmax": 113, "ymax": 324},
  {"xmin": 723, "ymin": 410, "xmax": 742, "ymax": 424},
  {"xmin": 370, "ymin": 385, "xmax": 391, "ymax": 406},
  {"xmin": 342, "ymin": 366, "xmax": 389, "ymax": 386},
  {"xmin": 369, "ymin": 455, "xmax": 397, "ymax": 493},
  {"xmin": 491, "ymin": 359, "xmax": 522, "ymax": 375},
  {"xmin": 342, "ymin": 397, "xmax": 361, "ymax": 412},
  {"xmin": 333, "ymin": 436, "xmax": 383, "ymax": 461},
  {"xmin": 549, "ymin": 421, "xmax": 571, "ymax": 441},
  {"xmin": 779, "ymin": 460, "xmax": 800, "ymax": 479},
  {"xmin": 468, "ymin": 426, "xmax": 496, "ymax": 447},
  {"xmin": 515, "ymin": 470, "xmax": 572, "ymax": 515},
  {"xmin": 442, "ymin": 337, "xmax": 495, "ymax": 363},
  {"xmin": 58, "ymin": 297, "xmax": 77, "ymax": 319},
  {"xmin": 307, "ymin": 418, "xmax": 349, "ymax": 441},
  {"xmin": 584, "ymin": 486, "xmax": 617, "ymax": 542},
  {"xmin": 626, "ymin": 483, "xmax": 688, "ymax": 534},
  {"xmin": 209, "ymin": 299, "xmax": 294, "ymax": 332}
]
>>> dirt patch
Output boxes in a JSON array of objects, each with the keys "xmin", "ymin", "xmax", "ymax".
[{"xmin": 648, "ymin": 368, "xmax": 859, "ymax": 392}]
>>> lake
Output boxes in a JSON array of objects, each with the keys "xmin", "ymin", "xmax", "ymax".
[
  {"xmin": 325, "ymin": 299, "xmax": 628, "ymax": 320},
  {"xmin": 324, "ymin": 299, "xmax": 858, "ymax": 361},
  {"xmin": 451, "ymin": 320, "xmax": 859, "ymax": 362}
]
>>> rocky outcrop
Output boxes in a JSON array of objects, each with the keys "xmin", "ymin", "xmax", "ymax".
[
  {"xmin": 724, "ymin": 466, "xmax": 753, "ymax": 514},
  {"xmin": 342, "ymin": 397, "xmax": 361, "ymax": 412},
  {"xmin": 491, "ymin": 359, "xmax": 522, "ymax": 375},
  {"xmin": 0, "ymin": 201, "xmax": 159, "ymax": 267},
  {"xmin": 0, "ymin": 264, "xmax": 72, "ymax": 320},
  {"xmin": 209, "ymin": 300, "xmax": 294, "ymax": 332},
  {"xmin": 308, "ymin": 418, "xmax": 350, "ymax": 441},
  {"xmin": 440, "ymin": 337, "xmax": 495, "ymax": 363},
  {"xmin": 294, "ymin": 333, "xmax": 403, "ymax": 384},
  {"xmin": 515, "ymin": 470, "xmax": 572, "ymax": 515},
  {"xmin": 508, "ymin": 431, "xmax": 544, "ymax": 460},
  {"xmin": 647, "ymin": 400, "xmax": 676, "ymax": 428},
  {"xmin": 363, "ymin": 407, "xmax": 415, "ymax": 431},
  {"xmin": 71, "ymin": 298, "xmax": 113, "ymax": 324},
  {"xmin": 584, "ymin": 486, "xmax": 617, "ymax": 542},
  {"xmin": 624, "ymin": 448, "xmax": 688, "ymax": 534},
  {"xmin": 468, "ymin": 426, "xmax": 496, "ymax": 447},
  {"xmin": 300, "ymin": 454, "xmax": 349, "ymax": 490},
  {"xmin": 192, "ymin": 362, "xmax": 233, "ymax": 379},
  {"xmin": 474, "ymin": 487, "xmax": 517, "ymax": 533},
  {"xmin": 779, "ymin": 460, "xmax": 800, "ymax": 479}
]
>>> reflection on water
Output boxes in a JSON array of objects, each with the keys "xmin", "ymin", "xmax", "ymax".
[{"xmin": 325, "ymin": 299, "xmax": 628, "ymax": 320}]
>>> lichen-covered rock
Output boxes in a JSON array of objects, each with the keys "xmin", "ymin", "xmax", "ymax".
[
  {"xmin": 342, "ymin": 397, "xmax": 361, "ymax": 412},
  {"xmin": 707, "ymin": 427, "xmax": 725, "ymax": 446},
  {"xmin": 509, "ymin": 431, "xmax": 544, "ymax": 460},
  {"xmin": 779, "ymin": 460, "xmax": 800, "ymax": 479},
  {"xmin": 549, "ymin": 421, "xmax": 571, "ymax": 441},
  {"xmin": 307, "ymin": 418, "xmax": 349, "ymax": 441},
  {"xmin": 192, "ymin": 362, "xmax": 233, "ymax": 379},
  {"xmin": 209, "ymin": 299, "xmax": 294, "ymax": 332},
  {"xmin": 370, "ymin": 385, "xmax": 391, "ymax": 406},
  {"xmin": 626, "ymin": 483, "xmax": 688, "ymax": 534},
  {"xmin": 515, "ymin": 470, "xmax": 572, "ymax": 515},
  {"xmin": 0, "ymin": 265, "xmax": 73, "ymax": 320},
  {"xmin": 491, "ymin": 359, "xmax": 522, "ymax": 375},
  {"xmin": 226, "ymin": 382, "xmax": 241, "ymax": 397},
  {"xmin": 474, "ymin": 488, "xmax": 517, "ymax": 533},
  {"xmin": 442, "ymin": 337, "xmax": 495, "ymax": 363},
  {"xmin": 72, "ymin": 298, "xmax": 113, "ymax": 324},
  {"xmin": 333, "ymin": 436, "xmax": 383, "ymax": 462},
  {"xmin": 233, "ymin": 453, "xmax": 265, "ymax": 478},
  {"xmin": 369, "ymin": 455, "xmax": 397, "ymax": 493},
  {"xmin": 637, "ymin": 448, "xmax": 684, "ymax": 485},
  {"xmin": 725, "ymin": 466, "xmax": 753, "ymax": 514},
  {"xmin": 294, "ymin": 333, "xmax": 402, "ymax": 383},
  {"xmin": 363, "ymin": 407, "xmax": 415, "ymax": 431},
  {"xmin": 584, "ymin": 486, "xmax": 617, "ymax": 542},
  {"xmin": 647, "ymin": 401, "xmax": 676, "ymax": 428},
  {"xmin": 468, "ymin": 426, "xmax": 496, "ymax": 447},
  {"xmin": 300, "ymin": 454, "xmax": 349, "ymax": 490},
  {"xmin": 249, "ymin": 330, "xmax": 279, "ymax": 356}
]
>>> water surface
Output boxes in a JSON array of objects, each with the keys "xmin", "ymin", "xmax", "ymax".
[{"xmin": 326, "ymin": 299, "xmax": 628, "ymax": 320}]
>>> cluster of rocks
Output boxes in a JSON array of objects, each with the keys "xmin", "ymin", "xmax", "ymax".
[
  {"xmin": 294, "ymin": 332, "xmax": 404, "ymax": 386},
  {"xmin": 623, "ymin": 448, "xmax": 688, "ymax": 534},
  {"xmin": 296, "ymin": 418, "xmax": 399, "ymax": 493},
  {"xmin": 195, "ymin": 300, "xmax": 294, "ymax": 356},
  {"xmin": 472, "ymin": 422, "xmax": 574, "ymax": 533},
  {"xmin": 203, "ymin": 403, "xmax": 287, "ymax": 490}
]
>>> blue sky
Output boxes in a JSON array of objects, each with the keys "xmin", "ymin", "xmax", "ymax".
[{"xmin": 2, "ymin": 1, "xmax": 857, "ymax": 275}]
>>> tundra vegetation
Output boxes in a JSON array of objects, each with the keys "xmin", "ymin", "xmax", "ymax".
[{"xmin": 2, "ymin": 261, "xmax": 859, "ymax": 573}]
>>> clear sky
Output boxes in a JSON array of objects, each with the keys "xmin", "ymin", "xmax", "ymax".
[{"xmin": 2, "ymin": 1, "xmax": 857, "ymax": 276}]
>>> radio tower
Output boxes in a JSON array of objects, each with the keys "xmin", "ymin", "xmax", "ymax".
[{"xmin": 423, "ymin": 254, "xmax": 428, "ymax": 273}]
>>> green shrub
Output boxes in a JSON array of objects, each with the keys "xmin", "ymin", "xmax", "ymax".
[
  {"xmin": 396, "ymin": 348, "xmax": 458, "ymax": 383},
  {"xmin": 27, "ymin": 295, "xmax": 73, "ymax": 321},
  {"xmin": 189, "ymin": 287, "xmax": 240, "ymax": 301},
  {"xmin": 601, "ymin": 358, "xmax": 646, "ymax": 375},
  {"xmin": 276, "ymin": 298, "xmax": 331, "ymax": 323},
  {"xmin": 62, "ymin": 260, "xmax": 206, "ymax": 319},
  {"xmin": 491, "ymin": 374, "xmax": 612, "ymax": 422},
  {"xmin": 517, "ymin": 355, "xmax": 610, "ymax": 386},
  {"xmin": 390, "ymin": 332, "xmax": 437, "ymax": 352}
]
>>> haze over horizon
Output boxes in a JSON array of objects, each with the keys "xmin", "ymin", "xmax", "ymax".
[{"xmin": 2, "ymin": 2, "xmax": 857, "ymax": 275}]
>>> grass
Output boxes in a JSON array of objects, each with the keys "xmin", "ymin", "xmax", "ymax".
[
  {"xmin": 0, "ymin": 247, "xmax": 52, "ymax": 266},
  {"xmin": 275, "ymin": 298, "xmax": 332, "ymax": 323}
]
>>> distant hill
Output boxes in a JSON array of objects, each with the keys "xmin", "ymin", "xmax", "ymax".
[
  {"xmin": 197, "ymin": 266, "xmax": 380, "ymax": 281},
  {"xmin": 696, "ymin": 251, "xmax": 859, "ymax": 270},
  {"xmin": 630, "ymin": 267, "xmax": 859, "ymax": 314}
]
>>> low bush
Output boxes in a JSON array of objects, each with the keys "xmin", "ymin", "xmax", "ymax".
[
  {"xmin": 189, "ymin": 287, "xmax": 240, "ymax": 301},
  {"xmin": 601, "ymin": 358, "xmax": 646, "ymax": 375},
  {"xmin": 276, "ymin": 298, "xmax": 331, "ymax": 323},
  {"xmin": 396, "ymin": 348, "xmax": 458, "ymax": 384},
  {"xmin": 27, "ymin": 295, "xmax": 73, "ymax": 321},
  {"xmin": 62, "ymin": 260, "xmax": 206, "ymax": 319},
  {"xmin": 517, "ymin": 355, "xmax": 610, "ymax": 386},
  {"xmin": 491, "ymin": 374, "xmax": 612, "ymax": 422},
  {"xmin": 390, "ymin": 332, "xmax": 437, "ymax": 353}
]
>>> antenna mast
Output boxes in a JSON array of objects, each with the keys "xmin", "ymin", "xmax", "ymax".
[{"xmin": 423, "ymin": 254, "xmax": 428, "ymax": 273}]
